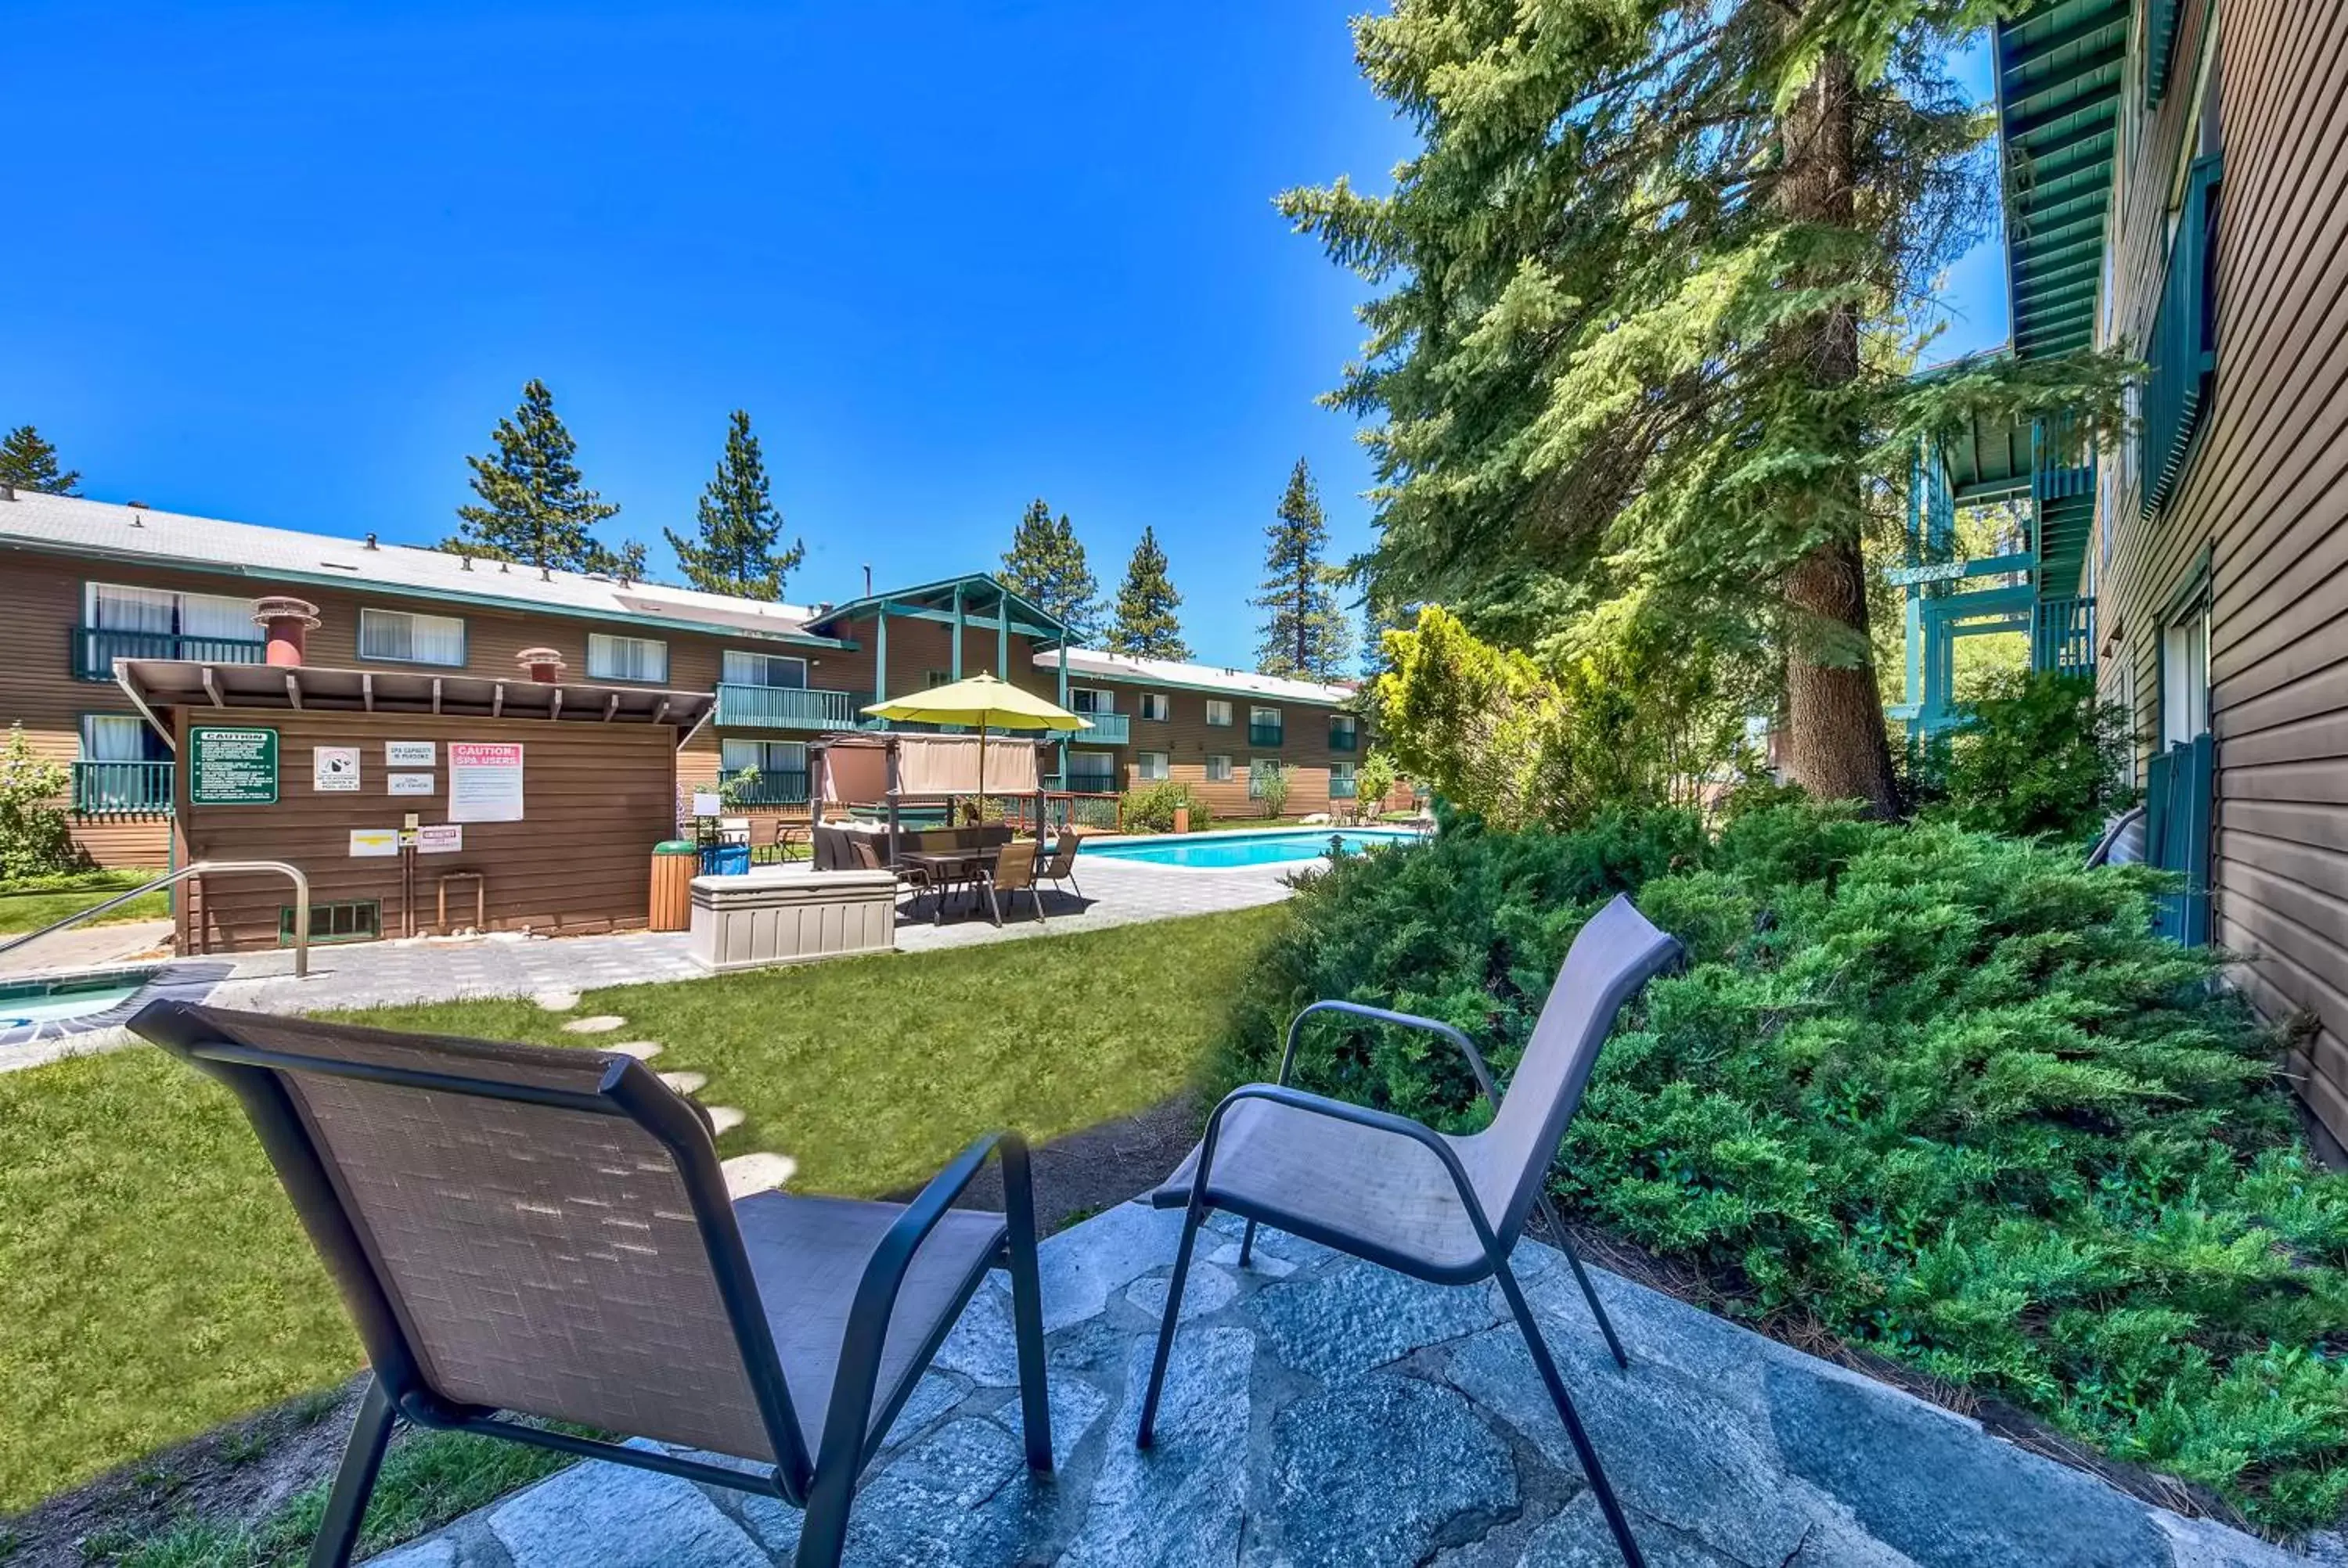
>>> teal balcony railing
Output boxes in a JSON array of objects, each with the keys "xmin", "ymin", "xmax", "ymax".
[
  {"xmin": 715, "ymin": 684, "xmax": 856, "ymax": 731},
  {"xmin": 1329, "ymin": 726, "xmax": 1359, "ymax": 753},
  {"xmin": 1064, "ymin": 712, "xmax": 1129, "ymax": 745},
  {"xmin": 1248, "ymin": 721, "xmax": 1284, "ymax": 748},
  {"xmin": 72, "ymin": 628, "xmax": 268, "ymax": 682},
  {"xmin": 717, "ymin": 768, "xmax": 811, "ymax": 806},
  {"xmin": 73, "ymin": 760, "xmax": 175, "ymax": 813},
  {"xmin": 1329, "ymin": 776, "xmax": 1359, "ymax": 799},
  {"xmin": 2141, "ymin": 156, "xmax": 2220, "ymax": 518}
]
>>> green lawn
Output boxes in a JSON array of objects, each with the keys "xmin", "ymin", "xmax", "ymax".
[
  {"xmin": 0, "ymin": 905, "xmax": 1281, "ymax": 1516},
  {"xmin": 0, "ymin": 869, "xmax": 171, "ymax": 935}
]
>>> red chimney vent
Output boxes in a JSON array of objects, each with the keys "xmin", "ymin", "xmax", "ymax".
[
  {"xmin": 517, "ymin": 646, "xmax": 567, "ymax": 684},
  {"xmin": 251, "ymin": 596, "xmax": 321, "ymax": 667}
]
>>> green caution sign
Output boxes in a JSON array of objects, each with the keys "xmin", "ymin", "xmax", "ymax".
[{"xmin": 189, "ymin": 726, "xmax": 279, "ymax": 805}]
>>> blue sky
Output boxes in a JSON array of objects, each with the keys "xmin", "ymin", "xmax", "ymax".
[{"xmin": 2, "ymin": 3, "xmax": 2008, "ymax": 667}]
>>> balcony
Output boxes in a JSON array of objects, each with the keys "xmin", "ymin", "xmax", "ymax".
[
  {"xmin": 1329, "ymin": 726, "xmax": 1359, "ymax": 753},
  {"xmin": 1065, "ymin": 712, "xmax": 1129, "ymax": 746},
  {"xmin": 73, "ymin": 760, "xmax": 175, "ymax": 814},
  {"xmin": 717, "ymin": 768, "xmax": 812, "ymax": 807},
  {"xmin": 715, "ymin": 684, "xmax": 857, "ymax": 731},
  {"xmin": 1248, "ymin": 721, "xmax": 1284, "ymax": 748},
  {"xmin": 72, "ymin": 628, "xmax": 268, "ymax": 682},
  {"xmin": 1330, "ymin": 776, "xmax": 1359, "ymax": 799}
]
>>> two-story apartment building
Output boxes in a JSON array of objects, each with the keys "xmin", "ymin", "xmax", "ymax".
[
  {"xmin": 0, "ymin": 490, "xmax": 1380, "ymax": 868},
  {"xmin": 1995, "ymin": 0, "xmax": 2348, "ymax": 1145}
]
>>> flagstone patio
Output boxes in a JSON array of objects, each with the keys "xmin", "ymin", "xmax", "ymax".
[{"xmin": 370, "ymin": 1202, "xmax": 2303, "ymax": 1568}]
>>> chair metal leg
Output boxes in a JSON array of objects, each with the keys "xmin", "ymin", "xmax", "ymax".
[
  {"xmin": 1237, "ymin": 1217, "xmax": 1259, "ymax": 1268},
  {"xmin": 1002, "ymin": 1139, "xmax": 1055, "ymax": 1472},
  {"xmin": 1135, "ymin": 1201, "xmax": 1205, "ymax": 1448},
  {"xmin": 985, "ymin": 882, "xmax": 1003, "ymax": 927},
  {"xmin": 794, "ymin": 1485, "xmax": 853, "ymax": 1568},
  {"xmin": 309, "ymin": 1375, "xmax": 396, "ymax": 1568},
  {"xmin": 1492, "ymin": 1259, "xmax": 1645, "ymax": 1568},
  {"xmin": 1539, "ymin": 1194, "xmax": 1630, "ymax": 1369}
]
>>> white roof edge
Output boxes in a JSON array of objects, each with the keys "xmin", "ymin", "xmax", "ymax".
[{"xmin": 1032, "ymin": 646, "xmax": 1359, "ymax": 706}]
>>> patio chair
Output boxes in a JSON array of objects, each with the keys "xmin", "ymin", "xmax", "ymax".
[
  {"xmin": 1039, "ymin": 833, "xmax": 1083, "ymax": 903},
  {"xmin": 129, "ymin": 1003, "xmax": 1051, "ymax": 1568},
  {"xmin": 849, "ymin": 834, "xmax": 938, "ymax": 917},
  {"xmin": 1134, "ymin": 894, "xmax": 1680, "ymax": 1568},
  {"xmin": 981, "ymin": 839, "xmax": 1045, "ymax": 926}
]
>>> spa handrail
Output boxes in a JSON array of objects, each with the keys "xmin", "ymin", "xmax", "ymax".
[{"xmin": 0, "ymin": 861, "xmax": 312, "ymax": 979}]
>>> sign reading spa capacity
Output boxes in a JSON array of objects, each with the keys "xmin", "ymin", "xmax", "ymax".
[
  {"xmin": 447, "ymin": 742, "xmax": 524, "ymax": 822},
  {"xmin": 188, "ymin": 726, "xmax": 279, "ymax": 805}
]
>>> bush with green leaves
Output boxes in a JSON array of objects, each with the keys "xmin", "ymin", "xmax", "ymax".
[
  {"xmin": 0, "ymin": 723, "xmax": 85, "ymax": 880},
  {"xmin": 1124, "ymin": 779, "xmax": 1212, "ymax": 833},
  {"xmin": 1924, "ymin": 669, "xmax": 2134, "ymax": 843},
  {"xmin": 1218, "ymin": 803, "xmax": 2348, "ymax": 1528}
]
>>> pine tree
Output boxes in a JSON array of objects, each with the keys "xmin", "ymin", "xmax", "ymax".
[
  {"xmin": 664, "ymin": 410, "xmax": 804, "ymax": 599},
  {"xmin": 999, "ymin": 498, "xmax": 1103, "ymax": 644},
  {"xmin": 443, "ymin": 379, "xmax": 623, "ymax": 573},
  {"xmin": 1107, "ymin": 527, "xmax": 1190, "ymax": 660},
  {"xmin": 1283, "ymin": 1, "xmax": 2127, "ymax": 815},
  {"xmin": 0, "ymin": 426, "xmax": 81, "ymax": 496},
  {"xmin": 1253, "ymin": 459, "xmax": 1352, "ymax": 681}
]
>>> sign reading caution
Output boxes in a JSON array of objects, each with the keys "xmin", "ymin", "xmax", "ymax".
[{"xmin": 189, "ymin": 727, "xmax": 279, "ymax": 805}]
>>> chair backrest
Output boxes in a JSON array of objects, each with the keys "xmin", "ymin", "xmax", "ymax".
[
  {"xmin": 848, "ymin": 835, "xmax": 885, "ymax": 872},
  {"xmin": 130, "ymin": 1003, "xmax": 807, "ymax": 1481},
  {"xmin": 992, "ymin": 839, "xmax": 1038, "ymax": 889},
  {"xmin": 1044, "ymin": 835, "xmax": 1080, "ymax": 874},
  {"xmin": 1471, "ymin": 895, "xmax": 1680, "ymax": 1243},
  {"xmin": 2087, "ymin": 805, "xmax": 2148, "ymax": 868},
  {"xmin": 975, "ymin": 822, "xmax": 1014, "ymax": 847}
]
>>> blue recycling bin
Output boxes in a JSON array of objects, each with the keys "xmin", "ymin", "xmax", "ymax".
[{"xmin": 700, "ymin": 843, "xmax": 751, "ymax": 876}]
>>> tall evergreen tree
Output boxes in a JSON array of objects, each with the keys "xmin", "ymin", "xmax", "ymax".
[
  {"xmin": 443, "ymin": 379, "xmax": 623, "ymax": 573},
  {"xmin": 1107, "ymin": 527, "xmax": 1190, "ymax": 660},
  {"xmin": 1283, "ymin": 1, "xmax": 2126, "ymax": 815},
  {"xmin": 1253, "ymin": 459, "xmax": 1352, "ymax": 680},
  {"xmin": 0, "ymin": 426, "xmax": 81, "ymax": 495},
  {"xmin": 664, "ymin": 410, "xmax": 804, "ymax": 599},
  {"xmin": 1000, "ymin": 498, "xmax": 1103, "ymax": 644}
]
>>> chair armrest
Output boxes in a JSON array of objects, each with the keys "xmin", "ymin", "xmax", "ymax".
[
  {"xmin": 1186, "ymin": 1083, "xmax": 1500, "ymax": 1250},
  {"xmin": 1280, "ymin": 999, "xmax": 1503, "ymax": 1113},
  {"xmin": 816, "ymin": 1131, "xmax": 1025, "ymax": 1479}
]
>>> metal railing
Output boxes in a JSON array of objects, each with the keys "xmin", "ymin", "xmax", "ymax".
[
  {"xmin": 714, "ymin": 684, "xmax": 857, "ymax": 730},
  {"xmin": 717, "ymin": 768, "xmax": 812, "ymax": 806},
  {"xmin": 71, "ymin": 628, "xmax": 268, "ymax": 681},
  {"xmin": 1248, "ymin": 723, "xmax": 1284, "ymax": 748},
  {"xmin": 1063, "ymin": 712, "xmax": 1129, "ymax": 745},
  {"xmin": 72, "ymin": 760, "xmax": 175, "ymax": 814},
  {"xmin": 1329, "ymin": 776, "xmax": 1359, "ymax": 799},
  {"xmin": 0, "ymin": 859, "xmax": 313, "ymax": 978},
  {"xmin": 1328, "ymin": 728, "xmax": 1359, "ymax": 753}
]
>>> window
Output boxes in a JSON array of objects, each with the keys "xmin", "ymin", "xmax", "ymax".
[
  {"xmin": 1136, "ymin": 751, "xmax": 1169, "ymax": 782},
  {"xmin": 1065, "ymin": 750, "xmax": 1118, "ymax": 789},
  {"xmin": 358, "ymin": 607, "xmax": 465, "ymax": 667},
  {"xmin": 86, "ymin": 582, "xmax": 256, "ymax": 640},
  {"xmin": 1140, "ymin": 692, "xmax": 1171, "ymax": 721},
  {"xmin": 722, "ymin": 650, "xmax": 808, "ymax": 689},
  {"xmin": 720, "ymin": 739, "xmax": 809, "ymax": 804},
  {"xmin": 1205, "ymin": 699, "xmax": 1233, "ymax": 727},
  {"xmin": 80, "ymin": 713, "xmax": 167, "ymax": 763},
  {"xmin": 1205, "ymin": 754, "xmax": 1232, "ymax": 782},
  {"xmin": 1329, "ymin": 714, "xmax": 1359, "ymax": 752},
  {"xmin": 1070, "ymin": 686, "xmax": 1115, "ymax": 716},
  {"xmin": 2161, "ymin": 595, "xmax": 2210, "ymax": 748},
  {"xmin": 74, "ymin": 715, "xmax": 171, "ymax": 811},
  {"xmin": 1247, "ymin": 757, "xmax": 1284, "ymax": 797},
  {"xmin": 926, "ymin": 670, "xmax": 953, "ymax": 688},
  {"xmin": 588, "ymin": 633, "xmax": 668, "ymax": 683},
  {"xmin": 282, "ymin": 900, "xmax": 380, "ymax": 947},
  {"xmin": 1249, "ymin": 707, "xmax": 1284, "ymax": 745},
  {"xmin": 1331, "ymin": 760, "xmax": 1358, "ymax": 799}
]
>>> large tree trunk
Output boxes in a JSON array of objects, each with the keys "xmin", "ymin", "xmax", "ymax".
[{"xmin": 1777, "ymin": 47, "xmax": 1902, "ymax": 818}]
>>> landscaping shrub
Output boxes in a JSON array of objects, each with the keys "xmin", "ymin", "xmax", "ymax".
[
  {"xmin": 0, "ymin": 722, "xmax": 86, "ymax": 879},
  {"xmin": 1218, "ymin": 802, "xmax": 2348, "ymax": 1528},
  {"xmin": 1125, "ymin": 780, "xmax": 1212, "ymax": 833},
  {"xmin": 1922, "ymin": 669, "xmax": 2134, "ymax": 843}
]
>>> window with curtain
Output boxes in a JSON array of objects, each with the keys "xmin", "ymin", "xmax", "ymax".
[
  {"xmin": 1065, "ymin": 751, "xmax": 1118, "ymax": 788},
  {"xmin": 589, "ymin": 634, "xmax": 668, "ymax": 682},
  {"xmin": 1137, "ymin": 751, "xmax": 1169, "ymax": 781},
  {"xmin": 1071, "ymin": 687, "xmax": 1115, "ymax": 715},
  {"xmin": 1205, "ymin": 754, "xmax": 1232, "ymax": 782},
  {"xmin": 1205, "ymin": 699, "xmax": 1233, "ymax": 727},
  {"xmin": 721, "ymin": 739, "xmax": 807, "ymax": 775},
  {"xmin": 358, "ymin": 608, "xmax": 466, "ymax": 667},
  {"xmin": 87, "ymin": 583, "xmax": 256, "ymax": 640},
  {"xmin": 722, "ymin": 650, "xmax": 808, "ymax": 688},
  {"xmin": 1140, "ymin": 692, "xmax": 1170, "ymax": 721},
  {"xmin": 80, "ymin": 714, "xmax": 167, "ymax": 761}
]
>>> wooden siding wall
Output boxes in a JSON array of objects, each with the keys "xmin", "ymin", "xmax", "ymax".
[
  {"xmin": 2093, "ymin": 0, "xmax": 2348, "ymax": 1138},
  {"xmin": 172, "ymin": 707, "xmax": 679, "ymax": 952}
]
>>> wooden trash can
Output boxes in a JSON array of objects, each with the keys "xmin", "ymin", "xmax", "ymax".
[{"xmin": 650, "ymin": 841, "xmax": 697, "ymax": 933}]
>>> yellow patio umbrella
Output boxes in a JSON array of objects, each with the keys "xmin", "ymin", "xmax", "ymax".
[{"xmin": 860, "ymin": 672, "xmax": 1089, "ymax": 807}]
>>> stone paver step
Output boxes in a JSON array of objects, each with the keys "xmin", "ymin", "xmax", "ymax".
[
  {"xmin": 658, "ymin": 1070, "xmax": 708, "ymax": 1096},
  {"xmin": 719, "ymin": 1152, "xmax": 798, "ymax": 1198},
  {"xmin": 560, "ymin": 1015, "xmax": 626, "ymax": 1034}
]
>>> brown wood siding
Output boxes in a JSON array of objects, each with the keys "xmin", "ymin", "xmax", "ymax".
[
  {"xmin": 2092, "ymin": 0, "xmax": 2348, "ymax": 1141},
  {"xmin": 171, "ymin": 707, "xmax": 679, "ymax": 951}
]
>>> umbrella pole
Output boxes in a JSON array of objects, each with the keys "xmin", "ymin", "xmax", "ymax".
[{"xmin": 978, "ymin": 725, "xmax": 987, "ymax": 822}]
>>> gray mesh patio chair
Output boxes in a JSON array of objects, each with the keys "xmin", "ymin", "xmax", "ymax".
[
  {"xmin": 1039, "ymin": 833, "xmax": 1083, "ymax": 902},
  {"xmin": 129, "ymin": 1003, "xmax": 1051, "ymax": 1568},
  {"xmin": 1136, "ymin": 894, "xmax": 1680, "ymax": 1568}
]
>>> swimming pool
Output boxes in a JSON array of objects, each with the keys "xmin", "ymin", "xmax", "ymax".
[
  {"xmin": 1085, "ymin": 827, "xmax": 1424, "ymax": 869},
  {"xmin": 0, "ymin": 968, "xmax": 159, "ymax": 1031}
]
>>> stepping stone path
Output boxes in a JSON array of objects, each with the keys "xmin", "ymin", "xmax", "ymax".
[
  {"xmin": 720, "ymin": 1152, "xmax": 798, "ymax": 1198},
  {"xmin": 531, "ymin": 990, "xmax": 580, "ymax": 1012},
  {"xmin": 658, "ymin": 1071, "xmax": 708, "ymax": 1096},
  {"xmin": 604, "ymin": 1041, "xmax": 662, "ymax": 1060},
  {"xmin": 560, "ymin": 1015, "xmax": 626, "ymax": 1034},
  {"xmin": 704, "ymin": 1106, "xmax": 746, "ymax": 1135}
]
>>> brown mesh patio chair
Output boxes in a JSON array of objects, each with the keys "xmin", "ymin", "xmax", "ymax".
[
  {"xmin": 1135, "ymin": 894, "xmax": 1680, "ymax": 1568},
  {"xmin": 981, "ymin": 839, "xmax": 1044, "ymax": 926},
  {"xmin": 1039, "ymin": 833, "xmax": 1083, "ymax": 903},
  {"xmin": 129, "ymin": 1003, "xmax": 1051, "ymax": 1568}
]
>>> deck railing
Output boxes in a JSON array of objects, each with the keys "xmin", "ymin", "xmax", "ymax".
[
  {"xmin": 73, "ymin": 760, "xmax": 175, "ymax": 813},
  {"xmin": 717, "ymin": 768, "xmax": 812, "ymax": 806},
  {"xmin": 1248, "ymin": 721, "xmax": 1284, "ymax": 748},
  {"xmin": 1329, "ymin": 776, "xmax": 1359, "ymax": 799},
  {"xmin": 72, "ymin": 628, "xmax": 268, "ymax": 681},
  {"xmin": 1059, "ymin": 713, "xmax": 1129, "ymax": 745},
  {"xmin": 715, "ymin": 684, "xmax": 857, "ymax": 731}
]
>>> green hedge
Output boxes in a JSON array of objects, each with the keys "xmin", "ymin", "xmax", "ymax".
[{"xmin": 1219, "ymin": 804, "xmax": 2348, "ymax": 1529}]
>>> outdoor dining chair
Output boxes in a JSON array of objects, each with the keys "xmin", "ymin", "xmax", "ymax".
[
  {"xmin": 1039, "ymin": 833, "xmax": 1083, "ymax": 903},
  {"xmin": 129, "ymin": 1002, "xmax": 1052, "ymax": 1568},
  {"xmin": 1134, "ymin": 894, "xmax": 1681, "ymax": 1568},
  {"xmin": 981, "ymin": 838, "xmax": 1046, "ymax": 926}
]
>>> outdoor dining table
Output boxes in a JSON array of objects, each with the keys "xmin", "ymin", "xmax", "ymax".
[{"xmin": 899, "ymin": 846, "xmax": 1001, "ymax": 925}]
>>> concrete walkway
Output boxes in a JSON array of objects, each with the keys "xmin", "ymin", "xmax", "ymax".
[
  {"xmin": 0, "ymin": 917, "xmax": 172, "ymax": 978},
  {"xmin": 373, "ymin": 1201, "xmax": 2304, "ymax": 1568}
]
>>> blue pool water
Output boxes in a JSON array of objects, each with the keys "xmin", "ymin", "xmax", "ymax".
[
  {"xmin": 0, "ymin": 969, "xmax": 156, "ymax": 1031},
  {"xmin": 1086, "ymin": 827, "xmax": 1422, "ymax": 869}
]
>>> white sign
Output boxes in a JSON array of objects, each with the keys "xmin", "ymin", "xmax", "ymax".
[
  {"xmin": 448, "ymin": 741, "xmax": 524, "ymax": 823},
  {"xmin": 388, "ymin": 772, "xmax": 436, "ymax": 796},
  {"xmin": 348, "ymin": 827, "xmax": 399, "ymax": 857},
  {"xmin": 691, "ymin": 791, "xmax": 722, "ymax": 818},
  {"xmin": 416, "ymin": 823, "xmax": 464, "ymax": 854},
  {"xmin": 314, "ymin": 746, "xmax": 362, "ymax": 791},
  {"xmin": 386, "ymin": 740, "xmax": 436, "ymax": 767}
]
